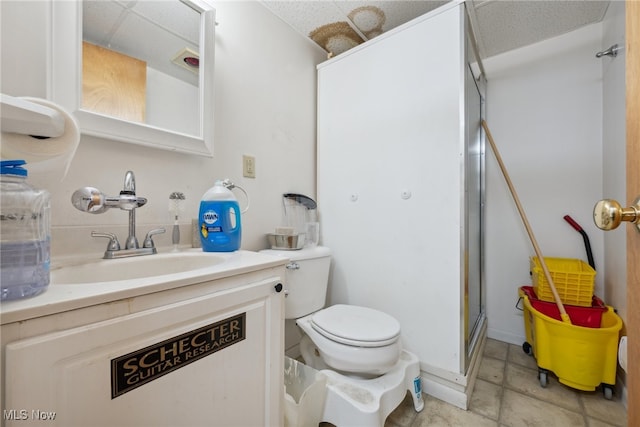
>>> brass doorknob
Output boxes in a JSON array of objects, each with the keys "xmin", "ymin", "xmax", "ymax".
[{"xmin": 593, "ymin": 198, "xmax": 640, "ymax": 230}]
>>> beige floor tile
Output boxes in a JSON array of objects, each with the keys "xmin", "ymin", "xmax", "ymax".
[
  {"xmin": 477, "ymin": 356, "xmax": 505, "ymax": 385},
  {"xmin": 484, "ymin": 338, "xmax": 509, "ymax": 361},
  {"xmin": 504, "ymin": 363, "xmax": 581, "ymax": 412},
  {"xmin": 384, "ymin": 392, "xmax": 420, "ymax": 427},
  {"xmin": 580, "ymin": 391, "xmax": 627, "ymax": 427},
  {"xmin": 507, "ymin": 343, "xmax": 538, "ymax": 370},
  {"xmin": 499, "ymin": 389, "xmax": 586, "ymax": 427},
  {"xmin": 587, "ymin": 417, "xmax": 625, "ymax": 427},
  {"xmin": 469, "ymin": 378, "xmax": 501, "ymax": 420},
  {"xmin": 412, "ymin": 395, "xmax": 498, "ymax": 427}
]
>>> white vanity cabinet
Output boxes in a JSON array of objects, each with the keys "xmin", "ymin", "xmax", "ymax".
[{"xmin": 1, "ymin": 260, "xmax": 285, "ymax": 426}]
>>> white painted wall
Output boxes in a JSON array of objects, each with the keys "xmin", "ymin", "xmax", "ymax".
[
  {"xmin": 483, "ymin": 23, "xmax": 604, "ymax": 344},
  {"xmin": 146, "ymin": 67, "xmax": 199, "ymax": 136},
  {"xmin": 600, "ymin": 0, "xmax": 627, "ymax": 400},
  {"xmin": 1, "ymin": 1, "xmax": 327, "ymax": 259},
  {"xmin": 601, "ymin": 0, "xmax": 626, "ymax": 329}
]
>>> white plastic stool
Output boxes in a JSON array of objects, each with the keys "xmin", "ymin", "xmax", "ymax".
[{"xmin": 319, "ymin": 350, "xmax": 424, "ymax": 427}]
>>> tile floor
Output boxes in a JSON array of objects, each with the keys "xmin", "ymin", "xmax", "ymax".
[{"xmin": 380, "ymin": 338, "xmax": 627, "ymax": 427}]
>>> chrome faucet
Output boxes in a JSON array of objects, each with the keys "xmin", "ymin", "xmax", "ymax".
[
  {"xmin": 122, "ymin": 170, "xmax": 142, "ymax": 249},
  {"xmin": 71, "ymin": 171, "xmax": 165, "ymax": 259}
]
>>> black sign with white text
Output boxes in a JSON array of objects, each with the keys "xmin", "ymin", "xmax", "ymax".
[{"xmin": 111, "ymin": 312, "xmax": 246, "ymax": 398}]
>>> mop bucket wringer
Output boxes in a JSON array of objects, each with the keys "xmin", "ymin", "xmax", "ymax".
[
  {"xmin": 530, "ymin": 257, "xmax": 596, "ymax": 307},
  {"xmin": 482, "ymin": 120, "xmax": 622, "ymax": 398},
  {"xmin": 518, "ymin": 286, "xmax": 622, "ymax": 398}
]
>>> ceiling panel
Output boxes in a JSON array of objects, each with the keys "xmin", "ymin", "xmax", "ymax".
[
  {"xmin": 261, "ymin": 0, "xmax": 611, "ymax": 60},
  {"xmin": 332, "ymin": 1, "xmax": 447, "ymax": 35},
  {"xmin": 472, "ymin": 0, "xmax": 609, "ymax": 58},
  {"xmin": 83, "ymin": 0, "xmax": 200, "ymax": 86},
  {"xmin": 83, "ymin": 1, "xmax": 612, "ymax": 84}
]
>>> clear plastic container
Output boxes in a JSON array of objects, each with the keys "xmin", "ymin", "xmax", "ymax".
[
  {"xmin": 0, "ymin": 160, "xmax": 51, "ymax": 301},
  {"xmin": 284, "ymin": 356, "xmax": 327, "ymax": 427}
]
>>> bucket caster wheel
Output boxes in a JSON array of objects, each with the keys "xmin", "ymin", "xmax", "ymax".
[
  {"xmin": 603, "ymin": 384, "xmax": 614, "ymax": 400},
  {"xmin": 538, "ymin": 369, "xmax": 548, "ymax": 388},
  {"xmin": 522, "ymin": 342, "xmax": 533, "ymax": 356}
]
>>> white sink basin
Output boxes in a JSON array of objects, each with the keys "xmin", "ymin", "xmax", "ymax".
[
  {"xmin": 2, "ymin": 249, "xmax": 288, "ymax": 326},
  {"xmin": 51, "ymin": 252, "xmax": 226, "ymax": 285}
]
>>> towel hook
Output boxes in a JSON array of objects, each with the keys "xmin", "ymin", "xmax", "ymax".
[{"xmin": 596, "ymin": 44, "xmax": 621, "ymax": 58}]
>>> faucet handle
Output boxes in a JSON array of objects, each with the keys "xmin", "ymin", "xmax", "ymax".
[
  {"xmin": 91, "ymin": 231, "xmax": 121, "ymax": 251},
  {"xmin": 143, "ymin": 228, "xmax": 166, "ymax": 249}
]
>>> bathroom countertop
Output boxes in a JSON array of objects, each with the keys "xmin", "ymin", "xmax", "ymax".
[{"xmin": 0, "ymin": 249, "xmax": 288, "ymax": 325}]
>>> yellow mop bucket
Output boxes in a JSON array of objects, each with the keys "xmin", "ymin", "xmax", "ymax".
[{"xmin": 519, "ymin": 287, "xmax": 622, "ymax": 399}]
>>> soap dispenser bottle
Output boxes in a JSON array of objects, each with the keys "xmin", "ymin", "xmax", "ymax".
[{"xmin": 198, "ymin": 181, "xmax": 241, "ymax": 252}]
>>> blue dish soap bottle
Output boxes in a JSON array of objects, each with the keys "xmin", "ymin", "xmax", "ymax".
[{"xmin": 199, "ymin": 181, "xmax": 241, "ymax": 252}]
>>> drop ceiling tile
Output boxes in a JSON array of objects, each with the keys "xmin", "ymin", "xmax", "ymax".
[
  {"xmin": 261, "ymin": 1, "xmax": 348, "ymax": 36},
  {"xmin": 130, "ymin": 0, "xmax": 200, "ymax": 44},
  {"xmin": 334, "ymin": 1, "xmax": 447, "ymax": 36},
  {"xmin": 474, "ymin": 0, "xmax": 609, "ymax": 58},
  {"xmin": 83, "ymin": 1, "xmax": 126, "ymax": 46},
  {"xmin": 262, "ymin": 1, "xmax": 368, "ymax": 55},
  {"xmin": 261, "ymin": 0, "xmax": 610, "ymax": 59}
]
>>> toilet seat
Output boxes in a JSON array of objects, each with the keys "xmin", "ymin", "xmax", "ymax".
[
  {"xmin": 311, "ymin": 305, "xmax": 400, "ymax": 347},
  {"xmin": 297, "ymin": 305, "xmax": 403, "ymax": 376}
]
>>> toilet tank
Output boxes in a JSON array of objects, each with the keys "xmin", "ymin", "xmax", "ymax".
[{"xmin": 259, "ymin": 246, "xmax": 331, "ymax": 319}]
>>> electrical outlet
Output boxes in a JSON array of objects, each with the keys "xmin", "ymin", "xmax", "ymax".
[{"xmin": 243, "ymin": 155, "xmax": 256, "ymax": 178}]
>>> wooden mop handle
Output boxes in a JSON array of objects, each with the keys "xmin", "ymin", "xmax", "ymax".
[{"xmin": 481, "ymin": 120, "xmax": 571, "ymax": 323}]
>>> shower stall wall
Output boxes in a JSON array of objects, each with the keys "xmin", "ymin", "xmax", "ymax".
[{"xmin": 317, "ymin": 2, "xmax": 485, "ymax": 409}]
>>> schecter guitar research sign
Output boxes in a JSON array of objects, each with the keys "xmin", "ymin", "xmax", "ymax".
[{"xmin": 111, "ymin": 312, "xmax": 246, "ymax": 398}]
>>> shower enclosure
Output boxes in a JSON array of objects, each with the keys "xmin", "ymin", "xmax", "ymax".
[{"xmin": 317, "ymin": 2, "xmax": 485, "ymax": 408}]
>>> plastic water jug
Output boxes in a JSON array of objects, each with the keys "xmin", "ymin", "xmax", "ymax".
[
  {"xmin": 0, "ymin": 160, "xmax": 51, "ymax": 301},
  {"xmin": 199, "ymin": 180, "xmax": 241, "ymax": 252}
]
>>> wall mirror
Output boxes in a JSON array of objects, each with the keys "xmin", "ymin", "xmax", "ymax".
[{"xmin": 50, "ymin": 0, "xmax": 215, "ymax": 156}]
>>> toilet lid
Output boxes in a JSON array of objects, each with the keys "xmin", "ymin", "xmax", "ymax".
[{"xmin": 310, "ymin": 305, "xmax": 400, "ymax": 348}]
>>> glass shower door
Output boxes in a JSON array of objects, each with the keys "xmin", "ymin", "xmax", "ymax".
[{"xmin": 465, "ymin": 61, "xmax": 485, "ymax": 370}]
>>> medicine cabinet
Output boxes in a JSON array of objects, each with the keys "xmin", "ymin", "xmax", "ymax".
[{"xmin": 49, "ymin": 0, "xmax": 215, "ymax": 156}]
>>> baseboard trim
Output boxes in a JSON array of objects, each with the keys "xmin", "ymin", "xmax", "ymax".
[
  {"xmin": 420, "ymin": 321, "xmax": 487, "ymax": 410},
  {"xmin": 486, "ymin": 327, "xmax": 523, "ymax": 346}
]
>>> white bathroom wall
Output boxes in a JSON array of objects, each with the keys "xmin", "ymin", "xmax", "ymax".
[
  {"xmin": 601, "ymin": 0, "xmax": 626, "ymax": 332},
  {"xmin": 483, "ymin": 23, "xmax": 604, "ymax": 344},
  {"xmin": 600, "ymin": 0, "xmax": 627, "ymax": 401},
  {"xmin": 1, "ymin": 0, "xmax": 327, "ymax": 258},
  {"xmin": 146, "ymin": 67, "xmax": 199, "ymax": 136}
]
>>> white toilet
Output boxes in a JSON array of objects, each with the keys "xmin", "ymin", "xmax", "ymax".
[
  {"xmin": 297, "ymin": 304, "xmax": 402, "ymax": 376},
  {"xmin": 260, "ymin": 246, "xmax": 424, "ymax": 426}
]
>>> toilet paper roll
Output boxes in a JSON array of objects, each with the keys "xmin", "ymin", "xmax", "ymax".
[{"xmin": 1, "ymin": 97, "xmax": 80, "ymax": 179}]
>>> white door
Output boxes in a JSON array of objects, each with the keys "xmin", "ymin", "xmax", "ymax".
[{"xmin": 625, "ymin": 1, "xmax": 639, "ymax": 423}]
